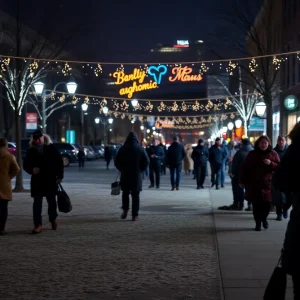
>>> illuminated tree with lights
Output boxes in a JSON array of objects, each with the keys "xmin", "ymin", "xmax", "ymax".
[
  {"xmin": 0, "ymin": 0, "xmax": 80, "ymax": 191},
  {"xmin": 214, "ymin": 68, "xmax": 260, "ymax": 137},
  {"xmin": 214, "ymin": 0, "xmax": 281, "ymax": 143}
]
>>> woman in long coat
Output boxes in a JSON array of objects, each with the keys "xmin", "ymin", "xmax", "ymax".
[
  {"xmin": 240, "ymin": 135, "xmax": 280, "ymax": 231},
  {"xmin": 273, "ymin": 123, "xmax": 300, "ymax": 298},
  {"xmin": 0, "ymin": 138, "xmax": 20, "ymax": 234},
  {"xmin": 184, "ymin": 144, "xmax": 193, "ymax": 175}
]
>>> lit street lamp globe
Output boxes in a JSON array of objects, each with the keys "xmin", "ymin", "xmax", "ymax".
[
  {"xmin": 227, "ymin": 122, "xmax": 234, "ymax": 130},
  {"xmin": 95, "ymin": 118, "xmax": 100, "ymax": 124},
  {"xmin": 235, "ymin": 119, "xmax": 242, "ymax": 129},
  {"xmin": 140, "ymin": 125, "xmax": 144, "ymax": 130},
  {"xmin": 152, "ymin": 126, "xmax": 156, "ymax": 130},
  {"xmin": 81, "ymin": 103, "xmax": 88, "ymax": 111},
  {"xmin": 108, "ymin": 118, "xmax": 113, "ymax": 124},
  {"xmin": 33, "ymin": 82, "xmax": 45, "ymax": 95},
  {"xmin": 255, "ymin": 101, "xmax": 267, "ymax": 117},
  {"xmin": 222, "ymin": 126, "xmax": 228, "ymax": 133},
  {"xmin": 102, "ymin": 106, "xmax": 109, "ymax": 115},
  {"xmin": 146, "ymin": 129, "xmax": 150, "ymax": 133},
  {"xmin": 66, "ymin": 81, "xmax": 78, "ymax": 95},
  {"xmin": 131, "ymin": 99, "xmax": 138, "ymax": 107}
]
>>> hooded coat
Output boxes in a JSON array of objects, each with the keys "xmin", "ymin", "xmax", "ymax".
[
  {"xmin": 115, "ymin": 132, "xmax": 149, "ymax": 192},
  {"xmin": 0, "ymin": 149, "xmax": 20, "ymax": 200}
]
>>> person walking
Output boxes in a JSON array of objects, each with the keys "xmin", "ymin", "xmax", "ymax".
[
  {"xmin": 115, "ymin": 132, "xmax": 149, "ymax": 221},
  {"xmin": 209, "ymin": 138, "xmax": 227, "ymax": 190},
  {"xmin": 239, "ymin": 135, "xmax": 280, "ymax": 231},
  {"xmin": 221, "ymin": 140, "xmax": 229, "ymax": 187},
  {"xmin": 23, "ymin": 130, "xmax": 64, "ymax": 234},
  {"xmin": 184, "ymin": 144, "xmax": 193, "ymax": 175},
  {"xmin": 272, "ymin": 135, "xmax": 291, "ymax": 221},
  {"xmin": 0, "ymin": 138, "xmax": 20, "ymax": 235},
  {"xmin": 104, "ymin": 145, "xmax": 113, "ymax": 170},
  {"xmin": 230, "ymin": 138, "xmax": 253, "ymax": 210},
  {"xmin": 147, "ymin": 139, "xmax": 165, "ymax": 189},
  {"xmin": 192, "ymin": 139, "xmax": 209, "ymax": 189},
  {"xmin": 77, "ymin": 146, "xmax": 86, "ymax": 171},
  {"xmin": 272, "ymin": 123, "xmax": 300, "ymax": 299},
  {"xmin": 159, "ymin": 141, "xmax": 167, "ymax": 175},
  {"xmin": 166, "ymin": 136, "xmax": 186, "ymax": 191}
]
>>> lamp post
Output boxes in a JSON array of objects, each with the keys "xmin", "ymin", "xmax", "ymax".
[
  {"xmin": 96, "ymin": 106, "xmax": 113, "ymax": 145},
  {"xmin": 81, "ymin": 103, "xmax": 88, "ymax": 145},
  {"xmin": 227, "ymin": 122, "xmax": 234, "ymax": 140},
  {"xmin": 33, "ymin": 79, "xmax": 78, "ymax": 133},
  {"xmin": 235, "ymin": 119, "xmax": 242, "ymax": 129},
  {"xmin": 255, "ymin": 100, "xmax": 267, "ymax": 118}
]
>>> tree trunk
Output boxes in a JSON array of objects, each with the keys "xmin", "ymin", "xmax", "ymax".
[
  {"xmin": 243, "ymin": 119, "xmax": 248, "ymax": 138},
  {"xmin": 13, "ymin": 108, "xmax": 25, "ymax": 192},
  {"xmin": 265, "ymin": 92, "xmax": 273, "ymax": 145}
]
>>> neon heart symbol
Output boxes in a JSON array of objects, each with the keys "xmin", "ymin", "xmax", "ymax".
[{"xmin": 148, "ymin": 65, "xmax": 168, "ymax": 84}]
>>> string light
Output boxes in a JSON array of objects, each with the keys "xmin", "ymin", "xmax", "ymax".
[
  {"xmin": 62, "ymin": 62, "xmax": 72, "ymax": 76},
  {"xmin": 94, "ymin": 64, "xmax": 103, "ymax": 77},
  {"xmin": 249, "ymin": 58, "xmax": 258, "ymax": 72},
  {"xmin": 0, "ymin": 57, "xmax": 10, "ymax": 71},
  {"xmin": 226, "ymin": 61, "xmax": 237, "ymax": 75},
  {"xmin": 273, "ymin": 56, "xmax": 281, "ymax": 70},
  {"xmin": 199, "ymin": 62, "xmax": 209, "ymax": 75},
  {"xmin": 29, "ymin": 61, "xmax": 39, "ymax": 77}
]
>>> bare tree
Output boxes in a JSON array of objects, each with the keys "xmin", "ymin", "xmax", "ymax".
[
  {"xmin": 0, "ymin": 1, "xmax": 81, "ymax": 191},
  {"xmin": 209, "ymin": 115, "xmax": 222, "ymax": 140},
  {"xmin": 214, "ymin": 68, "xmax": 260, "ymax": 137},
  {"xmin": 26, "ymin": 93, "xmax": 74, "ymax": 131},
  {"xmin": 213, "ymin": 0, "xmax": 280, "ymax": 143}
]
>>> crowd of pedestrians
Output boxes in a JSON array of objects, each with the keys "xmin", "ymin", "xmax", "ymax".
[{"xmin": 1, "ymin": 124, "xmax": 300, "ymax": 298}]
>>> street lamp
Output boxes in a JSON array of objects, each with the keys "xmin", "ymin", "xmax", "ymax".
[
  {"xmin": 222, "ymin": 126, "xmax": 228, "ymax": 134},
  {"xmin": 131, "ymin": 99, "xmax": 138, "ymax": 107},
  {"xmin": 102, "ymin": 106, "xmax": 109, "ymax": 115},
  {"xmin": 227, "ymin": 122, "xmax": 234, "ymax": 130},
  {"xmin": 108, "ymin": 117, "xmax": 113, "ymax": 124},
  {"xmin": 147, "ymin": 129, "xmax": 150, "ymax": 133},
  {"xmin": 255, "ymin": 100, "xmax": 267, "ymax": 117},
  {"xmin": 33, "ymin": 79, "xmax": 78, "ymax": 133},
  {"xmin": 95, "ymin": 118, "xmax": 100, "ymax": 124},
  {"xmin": 235, "ymin": 119, "xmax": 242, "ymax": 129},
  {"xmin": 140, "ymin": 125, "xmax": 144, "ymax": 130},
  {"xmin": 81, "ymin": 103, "xmax": 88, "ymax": 145}
]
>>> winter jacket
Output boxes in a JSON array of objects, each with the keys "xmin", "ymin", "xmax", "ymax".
[
  {"xmin": 239, "ymin": 149, "xmax": 280, "ymax": 202},
  {"xmin": 191, "ymin": 145, "xmax": 209, "ymax": 167},
  {"xmin": 0, "ymin": 149, "xmax": 20, "ymax": 201},
  {"xmin": 273, "ymin": 144, "xmax": 288, "ymax": 160},
  {"xmin": 77, "ymin": 150, "xmax": 85, "ymax": 161},
  {"xmin": 231, "ymin": 144, "xmax": 253, "ymax": 176},
  {"xmin": 104, "ymin": 146, "xmax": 113, "ymax": 161},
  {"xmin": 147, "ymin": 145, "xmax": 165, "ymax": 166},
  {"xmin": 115, "ymin": 132, "xmax": 149, "ymax": 192},
  {"xmin": 273, "ymin": 142, "xmax": 300, "ymax": 193},
  {"xmin": 209, "ymin": 145, "xmax": 227, "ymax": 170},
  {"xmin": 23, "ymin": 144, "xmax": 64, "ymax": 197},
  {"xmin": 166, "ymin": 142, "xmax": 186, "ymax": 167}
]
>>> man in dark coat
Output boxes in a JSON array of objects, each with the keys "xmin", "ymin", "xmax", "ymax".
[
  {"xmin": 159, "ymin": 142, "xmax": 167, "ymax": 175},
  {"xmin": 104, "ymin": 145, "xmax": 113, "ymax": 170},
  {"xmin": 166, "ymin": 136, "xmax": 186, "ymax": 191},
  {"xmin": 191, "ymin": 139, "xmax": 209, "ymax": 189},
  {"xmin": 115, "ymin": 132, "xmax": 149, "ymax": 221},
  {"xmin": 147, "ymin": 139, "xmax": 165, "ymax": 188},
  {"xmin": 230, "ymin": 138, "xmax": 253, "ymax": 210},
  {"xmin": 23, "ymin": 130, "xmax": 64, "ymax": 234},
  {"xmin": 209, "ymin": 138, "xmax": 227, "ymax": 190}
]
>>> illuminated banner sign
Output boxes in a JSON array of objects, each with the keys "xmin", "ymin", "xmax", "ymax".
[
  {"xmin": 155, "ymin": 121, "xmax": 174, "ymax": 129},
  {"xmin": 26, "ymin": 113, "xmax": 37, "ymax": 130},
  {"xmin": 110, "ymin": 68, "xmax": 158, "ymax": 98},
  {"xmin": 174, "ymin": 40, "xmax": 189, "ymax": 48},
  {"xmin": 111, "ymin": 65, "xmax": 203, "ymax": 98}
]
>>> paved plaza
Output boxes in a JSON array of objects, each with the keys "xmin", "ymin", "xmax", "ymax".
[{"xmin": 1, "ymin": 161, "xmax": 294, "ymax": 299}]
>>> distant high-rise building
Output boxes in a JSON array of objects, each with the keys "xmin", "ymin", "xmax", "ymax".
[{"xmin": 150, "ymin": 39, "xmax": 206, "ymax": 62}]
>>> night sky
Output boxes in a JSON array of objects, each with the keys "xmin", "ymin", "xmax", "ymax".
[{"xmin": 0, "ymin": 0, "xmax": 262, "ymax": 63}]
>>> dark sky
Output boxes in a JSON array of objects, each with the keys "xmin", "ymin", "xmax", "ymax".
[{"xmin": 0, "ymin": 0, "xmax": 262, "ymax": 63}]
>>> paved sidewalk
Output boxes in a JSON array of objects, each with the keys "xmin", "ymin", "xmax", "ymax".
[
  {"xmin": 1, "ymin": 177, "xmax": 222, "ymax": 300},
  {"xmin": 210, "ymin": 184, "xmax": 294, "ymax": 300}
]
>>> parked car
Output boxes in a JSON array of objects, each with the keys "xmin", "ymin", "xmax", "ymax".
[
  {"xmin": 91, "ymin": 146, "xmax": 104, "ymax": 159},
  {"xmin": 8, "ymin": 142, "xmax": 16, "ymax": 156},
  {"xmin": 53, "ymin": 143, "xmax": 78, "ymax": 167},
  {"xmin": 84, "ymin": 146, "xmax": 96, "ymax": 160}
]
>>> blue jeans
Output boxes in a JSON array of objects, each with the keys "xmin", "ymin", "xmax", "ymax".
[
  {"xmin": 232, "ymin": 176, "xmax": 245, "ymax": 206},
  {"xmin": 33, "ymin": 196, "xmax": 58, "ymax": 227},
  {"xmin": 211, "ymin": 164, "xmax": 222, "ymax": 187},
  {"xmin": 170, "ymin": 164, "xmax": 182, "ymax": 187},
  {"xmin": 221, "ymin": 162, "xmax": 226, "ymax": 185}
]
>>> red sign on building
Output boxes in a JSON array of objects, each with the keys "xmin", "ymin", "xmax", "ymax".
[{"xmin": 26, "ymin": 113, "xmax": 37, "ymax": 130}]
